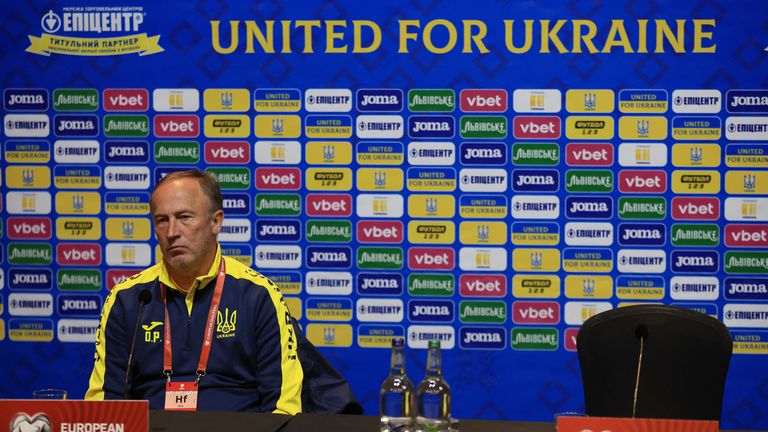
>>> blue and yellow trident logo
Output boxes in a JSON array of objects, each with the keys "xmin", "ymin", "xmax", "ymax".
[
  {"xmin": 637, "ymin": 119, "xmax": 649, "ymax": 137},
  {"xmin": 374, "ymin": 171, "xmax": 387, "ymax": 188},
  {"xmin": 744, "ymin": 174, "xmax": 757, "ymax": 191},
  {"xmin": 216, "ymin": 307, "xmax": 237, "ymax": 338},
  {"xmin": 122, "ymin": 221, "xmax": 134, "ymax": 238},
  {"xmin": 425, "ymin": 198, "xmax": 438, "ymax": 214},
  {"xmin": 477, "ymin": 224, "xmax": 490, "ymax": 242},
  {"xmin": 323, "ymin": 144, "xmax": 335, "ymax": 160},
  {"xmin": 323, "ymin": 326, "xmax": 336, "ymax": 344},
  {"xmin": 530, "ymin": 251, "xmax": 543, "ymax": 269},
  {"xmin": 272, "ymin": 118, "xmax": 284, "ymax": 134},
  {"xmin": 22, "ymin": 169, "xmax": 34, "ymax": 186},
  {"xmin": 584, "ymin": 93, "xmax": 596, "ymax": 110},
  {"xmin": 220, "ymin": 92, "xmax": 233, "ymax": 109},
  {"xmin": 583, "ymin": 278, "xmax": 596, "ymax": 296},
  {"xmin": 72, "ymin": 194, "xmax": 84, "ymax": 212},
  {"xmin": 690, "ymin": 147, "xmax": 703, "ymax": 164}
]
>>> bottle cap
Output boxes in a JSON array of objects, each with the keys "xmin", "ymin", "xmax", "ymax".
[
  {"xmin": 392, "ymin": 337, "xmax": 405, "ymax": 347},
  {"xmin": 428, "ymin": 339, "xmax": 441, "ymax": 349}
]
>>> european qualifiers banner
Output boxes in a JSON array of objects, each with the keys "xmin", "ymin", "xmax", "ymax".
[{"xmin": 1, "ymin": 1, "xmax": 768, "ymax": 429}]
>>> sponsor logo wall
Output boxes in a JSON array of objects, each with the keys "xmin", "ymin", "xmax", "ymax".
[{"xmin": 1, "ymin": 1, "xmax": 768, "ymax": 429}]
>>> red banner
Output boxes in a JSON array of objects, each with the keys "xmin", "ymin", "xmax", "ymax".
[
  {"xmin": 1, "ymin": 400, "xmax": 148, "ymax": 432},
  {"xmin": 557, "ymin": 416, "xmax": 719, "ymax": 432}
]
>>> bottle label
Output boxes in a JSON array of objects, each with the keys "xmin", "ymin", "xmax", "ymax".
[
  {"xmin": 384, "ymin": 391, "xmax": 405, "ymax": 417},
  {"xmin": 420, "ymin": 392, "xmax": 443, "ymax": 419}
]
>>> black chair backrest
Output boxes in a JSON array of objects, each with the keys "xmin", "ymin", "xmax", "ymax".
[
  {"xmin": 291, "ymin": 318, "xmax": 364, "ymax": 414},
  {"xmin": 577, "ymin": 304, "xmax": 732, "ymax": 420}
]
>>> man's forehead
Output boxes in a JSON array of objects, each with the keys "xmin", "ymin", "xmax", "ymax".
[{"xmin": 151, "ymin": 179, "xmax": 209, "ymax": 212}]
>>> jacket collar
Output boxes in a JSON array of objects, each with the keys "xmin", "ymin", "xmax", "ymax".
[{"xmin": 159, "ymin": 244, "xmax": 222, "ymax": 293}]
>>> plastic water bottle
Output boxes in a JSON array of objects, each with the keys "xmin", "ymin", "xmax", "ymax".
[
  {"xmin": 380, "ymin": 337, "xmax": 415, "ymax": 432},
  {"xmin": 416, "ymin": 339, "xmax": 451, "ymax": 432}
]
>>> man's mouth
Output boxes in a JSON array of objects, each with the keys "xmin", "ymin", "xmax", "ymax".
[{"xmin": 166, "ymin": 246, "xmax": 187, "ymax": 256}]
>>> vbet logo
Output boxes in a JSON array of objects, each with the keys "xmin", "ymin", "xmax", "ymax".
[
  {"xmin": 726, "ymin": 224, "xmax": 768, "ymax": 248},
  {"xmin": 103, "ymin": 89, "xmax": 149, "ymax": 111},
  {"xmin": 408, "ymin": 247, "xmax": 454, "ymax": 270},
  {"xmin": 566, "ymin": 143, "xmax": 613, "ymax": 166},
  {"xmin": 672, "ymin": 197, "xmax": 720, "ymax": 220},
  {"xmin": 357, "ymin": 220, "xmax": 403, "ymax": 243},
  {"xmin": 7, "ymin": 217, "xmax": 52, "ymax": 240},
  {"xmin": 459, "ymin": 274, "xmax": 506, "ymax": 297},
  {"xmin": 512, "ymin": 301, "xmax": 560, "ymax": 324},
  {"xmin": 513, "ymin": 116, "xmax": 561, "ymax": 139},
  {"xmin": 57, "ymin": 243, "xmax": 101, "ymax": 265},
  {"xmin": 256, "ymin": 167, "xmax": 301, "ymax": 190},
  {"xmin": 29, "ymin": 7, "xmax": 162, "ymax": 56},
  {"xmin": 460, "ymin": 89, "xmax": 507, "ymax": 112},
  {"xmin": 307, "ymin": 194, "xmax": 352, "ymax": 217},
  {"xmin": 619, "ymin": 170, "xmax": 667, "ymax": 193},
  {"xmin": 155, "ymin": 115, "xmax": 199, "ymax": 138},
  {"xmin": 205, "ymin": 141, "xmax": 250, "ymax": 164},
  {"xmin": 107, "ymin": 269, "xmax": 139, "ymax": 290}
]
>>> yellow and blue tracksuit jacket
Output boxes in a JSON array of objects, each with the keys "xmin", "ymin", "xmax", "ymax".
[{"xmin": 85, "ymin": 246, "xmax": 303, "ymax": 414}]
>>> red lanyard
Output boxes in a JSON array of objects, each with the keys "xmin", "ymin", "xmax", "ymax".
[{"xmin": 160, "ymin": 258, "xmax": 226, "ymax": 385}]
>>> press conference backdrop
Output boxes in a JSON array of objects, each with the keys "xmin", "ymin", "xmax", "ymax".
[{"xmin": 1, "ymin": 0, "xmax": 767, "ymax": 428}]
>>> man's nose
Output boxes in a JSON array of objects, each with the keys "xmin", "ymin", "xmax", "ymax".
[{"xmin": 166, "ymin": 218, "xmax": 180, "ymax": 238}]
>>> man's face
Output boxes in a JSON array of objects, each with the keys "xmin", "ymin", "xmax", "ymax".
[{"xmin": 151, "ymin": 177, "xmax": 223, "ymax": 276}]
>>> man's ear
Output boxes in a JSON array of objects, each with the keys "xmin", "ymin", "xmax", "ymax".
[{"xmin": 211, "ymin": 209, "xmax": 225, "ymax": 235}]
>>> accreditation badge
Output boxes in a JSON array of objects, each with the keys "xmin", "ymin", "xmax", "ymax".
[{"xmin": 165, "ymin": 381, "xmax": 198, "ymax": 411}]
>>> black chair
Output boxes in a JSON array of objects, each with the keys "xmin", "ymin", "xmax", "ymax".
[
  {"xmin": 291, "ymin": 318, "xmax": 364, "ymax": 414},
  {"xmin": 577, "ymin": 304, "xmax": 732, "ymax": 420}
]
